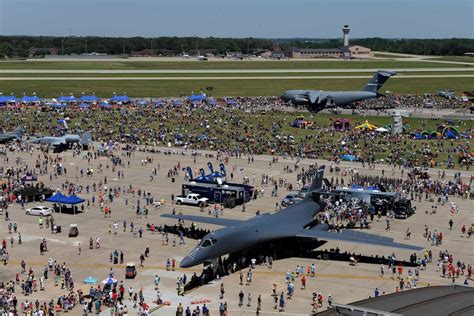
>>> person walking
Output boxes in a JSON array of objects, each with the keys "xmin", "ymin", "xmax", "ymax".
[
  {"xmin": 238, "ymin": 290, "xmax": 244, "ymax": 307},
  {"xmin": 220, "ymin": 283, "xmax": 225, "ymax": 299},
  {"xmin": 279, "ymin": 292, "xmax": 285, "ymax": 312},
  {"xmin": 176, "ymin": 303, "xmax": 184, "ymax": 316}
]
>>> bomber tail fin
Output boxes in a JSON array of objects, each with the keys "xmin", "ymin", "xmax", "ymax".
[
  {"xmin": 80, "ymin": 131, "xmax": 92, "ymax": 146},
  {"xmin": 308, "ymin": 165, "xmax": 325, "ymax": 192},
  {"xmin": 12, "ymin": 127, "xmax": 23, "ymax": 140},
  {"xmin": 362, "ymin": 70, "xmax": 396, "ymax": 93}
]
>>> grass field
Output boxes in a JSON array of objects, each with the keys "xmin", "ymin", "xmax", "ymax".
[
  {"xmin": 1, "ymin": 107, "xmax": 471, "ymax": 168},
  {"xmin": 0, "ymin": 77, "xmax": 471, "ymax": 97},
  {"xmin": 1, "ymin": 59, "xmax": 473, "ymax": 70},
  {"xmin": 0, "ymin": 59, "xmax": 471, "ymax": 96},
  {"xmin": 430, "ymin": 56, "xmax": 474, "ymax": 63},
  {"xmin": 373, "ymin": 53, "xmax": 412, "ymax": 59}
]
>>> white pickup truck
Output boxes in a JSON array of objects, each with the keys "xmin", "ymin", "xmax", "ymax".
[{"xmin": 175, "ymin": 193, "xmax": 209, "ymax": 207}]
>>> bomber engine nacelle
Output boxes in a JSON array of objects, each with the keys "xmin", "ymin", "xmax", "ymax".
[{"xmin": 292, "ymin": 97, "xmax": 309, "ymax": 105}]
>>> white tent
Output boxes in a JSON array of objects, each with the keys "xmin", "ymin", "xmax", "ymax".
[{"xmin": 375, "ymin": 127, "xmax": 389, "ymax": 133}]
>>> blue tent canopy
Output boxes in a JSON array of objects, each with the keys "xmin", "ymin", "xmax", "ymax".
[
  {"xmin": 79, "ymin": 103, "xmax": 90, "ymax": 108},
  {"xmin": 226, "ymin": 99, "xmax": 237, "ymax": 105},
  {"xmin": 58, "ymin": 95, "xmax": 77, "ymax": 103},
  {"xmin": 100, "ymin": 102, "xmax": 112, "ymax": 108},
  {"xmin": 46, "ymin": 193, "xmax": 67, "ymax": 203},
  {"xmin": 110, "ymin": 95, "xmax": 130, "ymax": 102},
  {"xmin": 63, "ymin": 195, "xmax": 85, "ymax": 204},
  {"xmin": 102, "ymin": 277, "xmax": 117, "ymax": 285},
  {"xmin": 188, "ymin": 94, "xmax": 207, "ymax": 102},
  {"xmin": 341, "ymin": 154, "xmax": 357, "ymax": 161},
  {"xmin": 21, "ymin": 95, "xmax": 42, "ymax": 103},
  {"xmin": 0, "ymin": 95, "xmax": 18, "ymax": 103},
  {"xmin": 46, "ymin": 193, "xmax": 85, "ymax": 205},
  {"xmin": 80, "ymin": 95, "xmax": 99, "ymax": 103}
]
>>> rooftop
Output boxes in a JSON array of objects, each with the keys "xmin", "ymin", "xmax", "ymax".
[{"xmin": 317, "ymin": 285, "xmax": 474, "ymax": 316}]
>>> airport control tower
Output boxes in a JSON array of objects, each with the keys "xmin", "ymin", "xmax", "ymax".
[{"xmin": 342, "ymin": 25, "xmax": 350, "ymax": 46}]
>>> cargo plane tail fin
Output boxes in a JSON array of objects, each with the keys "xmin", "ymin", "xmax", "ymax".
[{"xmin": 362, "ymin": 70, "xmax": 396, "ymax": 93}]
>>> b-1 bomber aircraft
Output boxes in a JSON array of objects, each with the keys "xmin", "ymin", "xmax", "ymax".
[{"xmin": 162, "ymin": 165, "xmax": 422, "ymax": 268}]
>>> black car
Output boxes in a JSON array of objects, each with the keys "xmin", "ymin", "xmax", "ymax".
[{"xmin": 392, "ymin": 199, "xmax": 416, "ymax": 219}]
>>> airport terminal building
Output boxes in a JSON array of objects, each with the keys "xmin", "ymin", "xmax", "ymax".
[
  {"xmin": 290, "ymin": 45, "xmax": 373, "ymax": 59},
  {"xmin": 290, "ymin": 25, "xmax": 373, "ymax": 59}
]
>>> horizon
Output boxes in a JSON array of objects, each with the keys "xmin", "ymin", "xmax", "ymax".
[
  {"xmin": 0, "ymin": 35, "xmax": 472, "ymax": 41},
  {"xmin": 0, "ymin": 0, "xmax": 472, "ymax": 39}
]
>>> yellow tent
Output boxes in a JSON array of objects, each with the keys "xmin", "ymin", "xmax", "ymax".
[{"xmin": 354, "ymin": 120, "xmax": 378, "ymax": 130}]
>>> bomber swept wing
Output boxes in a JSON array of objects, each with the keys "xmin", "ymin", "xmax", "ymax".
[
  {"xmin": 31, "ymin": 137, "xmax": 67, "ymax": 146},
  {"xmin": 161, "ymin": 213, "xmax": 243, "ymax": 227},
  {"xmin": 48, "ymin": 138, "xmax": 67, "ymax": 146},
  {"xmin": 296, "ymin": 227, "xmax": 423, "ymax": 251}
]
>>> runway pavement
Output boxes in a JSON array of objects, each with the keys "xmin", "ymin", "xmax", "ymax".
[
  {"xmin": 0, "ymin": 74, "xmax": 473, "ymax": 80},
  {"xmin": 0, "ymin": 67, "xmax": 472, "ymax": 74}
]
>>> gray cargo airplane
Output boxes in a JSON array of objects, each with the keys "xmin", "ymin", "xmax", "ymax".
[
  {"xmin": 162, "ymin": 166, "xmax": 422, "ymax": 268},
  {"xmin": 30, "ymin": 132, "xmax": 92, "ymax": 147},
  {"xmin": 0, "ymin": 127, "xmax": 23, "ymax": 143},
  {"xmin": 281, "ymin": 70, "xmax": 396, "ymax": 112}
]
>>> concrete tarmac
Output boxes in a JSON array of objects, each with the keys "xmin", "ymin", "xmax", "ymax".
[
  {"xmin": 1, "ymin": 147, "xmax": 472, "ymax": 315},
  {"xmin": 0, "ymin": 74, "xmax": 473, "ymax": 81}
]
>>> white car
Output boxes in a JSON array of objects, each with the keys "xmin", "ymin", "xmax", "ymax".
[{"xmin": 25, "ymin": 206, "xmax": 53, "ymax": 216}]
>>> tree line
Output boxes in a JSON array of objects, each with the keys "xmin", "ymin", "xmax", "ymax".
[{"xmin": 0, "ymin": 36, "xmax": 472, "ymax": 58}]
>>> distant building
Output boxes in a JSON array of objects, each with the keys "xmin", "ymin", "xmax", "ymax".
[
  {"xmin": 28, "ymin": 47, "xmax": 59, "ymax": 57},
  {"xmin": 290, "ymin": 25, "xmax": 373, "ymax": 59},
  {"xmin": 131, "ymin": 49, "xmax": 154, "ymax": 57},
  {"xmin": 344, "ymin": 45, "xmax": 373, "ymax": 58},
  {"xmin": 290, "ymin": 48, "xmax": 341, "ymax": 59}
]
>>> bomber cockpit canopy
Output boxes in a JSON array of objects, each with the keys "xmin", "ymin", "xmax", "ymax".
[{"xmin": 199, "ymin": 237, "xmax": 218, "ymax": 248}]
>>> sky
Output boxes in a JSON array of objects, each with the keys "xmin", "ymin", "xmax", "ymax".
[{"xmin": 0, "ymin": 0, "xmax": 472, "ymax": 38}]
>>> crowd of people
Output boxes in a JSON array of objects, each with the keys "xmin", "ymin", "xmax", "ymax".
[
  {"xmin": 1, "ymin": 93, "xmax": 472, "ymax": 170},
  {"xmin": 0, "ymin": 94, "xmax": 472, "ymax": 315}
]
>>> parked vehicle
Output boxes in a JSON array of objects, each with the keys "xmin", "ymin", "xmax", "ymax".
[
  {"xmin": 25, "ymin": 205, "xmax": 53, "ymax": 216},
  {"xmin": 392, "ymin": 199, "xmax": 416, "ymax": 219},
  {"xmin": 69, "ymin": 224, "xmax": 79, "ymax": 237},
  {"xmin": 175, "ymin": 193, "xmax": 209, "ymax": 207},
  {"xmin": 281, "ymin": 193, "xmax": 302, "ymax": 207},
  {"xmin": 125, "ymin": 262, "xmax": 137, "ymax": 279}
]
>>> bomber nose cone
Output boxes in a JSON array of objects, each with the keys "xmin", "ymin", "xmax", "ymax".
[{"xmin": 180, "ymin": 256, "xmax": 195, "ymax": 268}]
